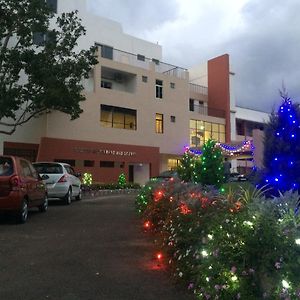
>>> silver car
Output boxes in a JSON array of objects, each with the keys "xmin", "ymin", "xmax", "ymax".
[{"xmin": 33, "ymin": 162, "xmax": 82, "ymax": 204}]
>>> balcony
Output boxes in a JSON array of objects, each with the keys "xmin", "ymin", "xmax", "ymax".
[
  {"xmin": 189, "ymin": 83, "xmax": 208, "ymax": 95},
  {"xmin": 192, "ymin": 104, "xmax": 225, "ymax": 119},
  {"xmin": 97, "ymin": 44, "xmax": 188, "ymax": 80}
]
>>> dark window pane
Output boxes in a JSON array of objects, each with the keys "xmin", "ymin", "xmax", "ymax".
[
  {"xmin": 100, "ymin": 161, "xmax": 114, "ymax": 168},
  {"xmin": 46, "ymin": 0, "xmax": 57, "ymax": 12},
  {"xmin": 101, "ymin": 45, "xmax": 113, "ymax": 59},
  {"xmin": 137, "ymin": 54, "xmax": 145, "ymax": 61},
  {"xmin": 84, "ymin": 160, "xmax": 94, "ymax": 167},
  {"xmin": 33, "ymin": 163, "xmax": 63, "ymax": 174},
  {"xmin": 0, "ymin": 157, "xmax": 14, "ymax": 176},
  {"xmin": 33, "ymin": 32, "xmax": 45, "ymax": 46},
  {"xmin": 189, "ymin": 99, "xmax": 194, "ymax": 111}
]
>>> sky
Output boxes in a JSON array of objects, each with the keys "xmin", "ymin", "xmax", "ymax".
[{"xmin": 87, "ymin": 0, "xmax": 300, "ymax": 113}]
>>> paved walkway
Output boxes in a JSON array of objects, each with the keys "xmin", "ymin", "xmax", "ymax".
[{"xmin": 0, "ymin": 195, "xmax": 196, "ymax": 300}]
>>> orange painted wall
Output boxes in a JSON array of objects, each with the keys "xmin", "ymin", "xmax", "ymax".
[
  {"xmin": 208, "ymin": 54, "xmax": 231, "ymax": 143},
  {"xmin": 37, "ymin": 137, "xmax": 160, "ymax": 183}
]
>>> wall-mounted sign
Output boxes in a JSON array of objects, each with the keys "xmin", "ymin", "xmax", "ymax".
[{"xmin": 73, "ymin": 147, "xmax": 136, "ymax": 157}]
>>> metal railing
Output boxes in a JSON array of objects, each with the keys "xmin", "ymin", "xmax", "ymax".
[
  {"xmin": 96, "ymin": 44, "xmax": 188, "ymax": 79},
  {"xmin": 189, "ymin": 83, "xmax": 208, "ymax": 95},
  {"xmin": 193, "ymin": 104, "xmax": 225, "ymax": 118}
]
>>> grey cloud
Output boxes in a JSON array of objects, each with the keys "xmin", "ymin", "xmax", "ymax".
[{"xmin": 87, "ymin": 0, "xmax": 178, "ymax": 36}]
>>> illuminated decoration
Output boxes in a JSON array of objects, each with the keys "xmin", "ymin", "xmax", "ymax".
[
  {"xmin": 143, "ymin": 220, "xmax": 151, "ymax": 230},
  {"xmin": 156, "ymin": 252, "xmax": 163, "ymax": 261},
  {"xmin": 82, "ymin": 172, "xmax": 93, "ymax": 185},
  {"xmin": 197, "ymin": 139, "xmax": 225, "ymax": 188},
  {"xmin": 216, "ymin": 140, "xmax": 255, "ymax": 158},
  {"xmin": 263, "ymin": 92, "xmax": 300, "ymax": 192},
  {"xmin": 179, "ymin": 203, "xmax": 192, "ymax": 215},
  {"xmin": 118, "ymin": 173, "xmax": 127, "ymax": 188},
  {"xmin": 177, "ymin": 149, "xmax": 195, "ymax": 182}
]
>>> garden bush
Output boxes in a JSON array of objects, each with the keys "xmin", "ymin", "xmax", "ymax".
[{"xmin": 136, "ymin": 180, "xmax": 300, "ymax": 299}]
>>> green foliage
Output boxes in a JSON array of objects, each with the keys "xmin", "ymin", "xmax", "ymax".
[
  {"xmin": 0, "ymin": 0, "xmax": 97, "ymax": 135},
  {"xmin": 199, "ymin": 139, "xmax": 225, "ymax": 188},
  {"xmin": 177, "ymin": 151, "xmax": 195, "ymax": 182},
  {"xmin": 137, "ymin": 180, "xmax": 300, "ymax": 299},
  {"xmin": 117, "ymin": 173, "xmax": 127, "ymax": 188}
]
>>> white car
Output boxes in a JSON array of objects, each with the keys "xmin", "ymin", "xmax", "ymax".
[{"xmin": 33, "ymin": 162, "xmax": 82, "ymax": 204}]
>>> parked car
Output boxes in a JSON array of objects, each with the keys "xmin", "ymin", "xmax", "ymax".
[
  {"xmin": 33, "ymin": 162, "xmax": 82, "ymax": 204},
  {"xmin": 0, "ymin": 155, "xmax": 48, "ymax": 223},
  {"xmin": 228, "ymin": 172, "xmax": 247, "ymax": 182}
]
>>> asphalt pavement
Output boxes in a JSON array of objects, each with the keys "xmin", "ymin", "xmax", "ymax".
[{"xmin": 0, "ymin": 194, "xmax": 196, "ymax": 300}]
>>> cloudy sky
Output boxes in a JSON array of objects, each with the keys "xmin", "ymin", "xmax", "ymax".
[{"xmin": 88, "ymin": 0, "xmax": 300, "ymax": 112}]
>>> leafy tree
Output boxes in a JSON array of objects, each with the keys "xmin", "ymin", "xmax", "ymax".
[
  {"xmin": 199, "ymin": 139, "xmax": 225, "ymax": 188},
  {"xmin": 263, "ymin": 90, "xmax": 300, "ymax": 192},
  {"xmin": 0, "ymin": 0, "xmax": 97, "ymax": 135}
]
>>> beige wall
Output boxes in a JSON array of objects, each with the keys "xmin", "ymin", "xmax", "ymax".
[{"xmin": 45, "ymin": 55, "xmax": 192, "ymax": 156}]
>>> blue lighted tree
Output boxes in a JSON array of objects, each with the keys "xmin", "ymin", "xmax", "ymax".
[{"xmin": 264, "ymin": 90, "xmax": 300, "ymax": 193}]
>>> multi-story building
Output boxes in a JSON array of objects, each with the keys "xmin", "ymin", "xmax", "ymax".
[{"xmin": 0, "ymin": 0, "xmax": 269, "ymax": 184}]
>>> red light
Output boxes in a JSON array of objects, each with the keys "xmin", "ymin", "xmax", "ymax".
[
  {"xmin": 58, "ymin": 175, "xmax": 68, "ymax": 183},
  {"xmin": 143, "ymin": 221, "xmax": 151, "ymax": 229},
  {"xmin": 180, "ymin": 203, "xmax": 192, "ymax": 215},
  {"xmin": 156, "ymin": 252, "xmax": 163, "ymax": 260}
]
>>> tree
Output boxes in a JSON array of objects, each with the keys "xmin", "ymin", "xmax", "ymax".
[
  {"xmin": 199, "ymin": 139, "xmax": 225, "ymax": 188},
  {"xmin": 118, "ymin": 173, "xmax": 127, "ymax": 188},
  {"xmin": 263, "ymin": 90, "xmax": 300, "ymax": 193},
  {"xmin": 0, "ymin": 0, "xmax": 97, "ymax": 135},
  {"xmin": 177, "ymin": 150, "xmax": 195, "ymax": 182}
]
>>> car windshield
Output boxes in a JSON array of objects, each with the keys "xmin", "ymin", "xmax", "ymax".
[
  {"xmin": 0, "ymin": 157, "xmax": 14, "ymax": 176},
  {"xmin": 33, "ymin": 163, "xmax": 63, "ymax": 174}
]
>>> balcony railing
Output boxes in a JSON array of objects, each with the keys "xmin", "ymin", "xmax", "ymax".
[
  {"xmin": 193, "ymin": 104, "xmax": 226, "ymax": 118},
  {"xmin": 189, "ymin": 83, "xmax": 208, "ymax": 95},
  {"xmin": 97, "ymin": 44, "xmax": 188, "ymax": 79}
]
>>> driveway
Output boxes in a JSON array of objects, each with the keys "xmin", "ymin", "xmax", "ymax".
[{"xmin": 0, "ymin": 195, "xmax": 196, "ymax": 300}]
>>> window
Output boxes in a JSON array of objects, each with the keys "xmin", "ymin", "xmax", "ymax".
[
  {"xmin": 152, "ymin": 58, "xmax": 160, "ymax": 65},
  {"xmin": 170, "ymin": 82, "xmax": 175, "ymax": 89},
  {"xmin": 137, "ymin": 54, "xmax": 145, "ymax": 61},
  {"xmin": 84, "ymin": 160, "xmax": 94, "ymax": 167},
  {"xmin": 46, "ymin": 0, "xmax": 57, "ymax": 13},
  {"xmin": 142, "ymin": 76, "xmax": 148, "ymax": 83},
  {"xmin": 100, "ymin": 161, "xmax": 114, "ymax": 168},
  {"xmin": 20, "ymin": 160, "xmax": 33, "ymax": 177},
  {"xmin": 168, "ymin": 159, "xmax": 180, "ymax": 170},
  {"xmin": 101, "ymin": 80, "xmax": 112, "ymax": 89},
  {"xmin": 189, "ymin": 99, "xmax": 194, "ymax": 111},
  {"xmin": 155, "ymin": 80, "xmax": 163, "ymax": 99},
  {"xmin": 101, "ymin": 45, "xmax": 113, "ymax": 59},
  {"xmin": 189, "ymin": 120, "xmax": 225, "ymax": 147},
  {"xmin": 100, "ymin": 105, "xmax": 137, "ymax": 130},
  {"xmin": 170, "ymin": 115, "xmax": 176, "ymax": 123},
  {"xmin": 155, "ymin": 113, "xmax": 164, "ymax": 134},
  {"xmin": 33, "ymin": 32, "xmax": 45, "ymax": 46}
]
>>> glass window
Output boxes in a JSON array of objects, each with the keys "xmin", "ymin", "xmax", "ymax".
[
  {"xmin": 212, "ymin": 123, "xmax": 219, "ymax": 132},
  {"xmin": 219, "ymin": 124, "xmax": 225, "ymax": 133},
  {"xmin": 189, "ymin": 99, "xmax": 194, "ymax": 111},
  {"xmin": 155, "ymin": 113, "xmax": 163, "ymax": 134},
  {"xmin": 100, "ymin": 161, "xmax": 114, "ymax": 168},
  {"xmin": 205, "ymin": 122, "xmax": 212, "ymax": 131},
  {"xmin": 170, "ymin": 82, "xmax": 175, "ymax": 89},
  {"xmin": 137, "ymin": 54, "xmax": 145, "ymax": 61},
  {"xmin": 100, "ymin": 105, "xmax": 137, "ymax": 130},
  {"xmin": 190, "ymin": 119, "xmax": 196, "ymax": 129},
  {"xmin": 0, "ymin": 157, "xmax": 14, "ymax": 176},
  {"xmin": 142, "ymin": 76, "xmax": 148, "ymax": 83},
  {"xmin": 155, "ymin": 80, "xmax": 163, "ymax": 99},
  {"xmin": 84, "ymin": 160, "xmax": 94, "ymax": 167},
  {"xmin": 220, "ymin": 133, "xmax": 226, "ymax": 143},
  {"xmin": 167, "ymin": 159, "xmax": 180, "ymax": 170},
  {"xmin": 101, "ymin": 45, "xmax": 113, "ymax": 59},
  {"xmin": 170, "ymin": 116, "xmax": 176, "ymax": 123},
  {"xmin": 46, "ymin": 0, "xmax": 57, "ymax": 12},
  {"xmin": 101, "ymin": 80, "xmax": 112, "ymax": 89},
  {"xmin": 20, "ymin": 160, "xmax": 32, "ymax": 177}
]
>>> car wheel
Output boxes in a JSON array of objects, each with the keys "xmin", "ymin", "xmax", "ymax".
[
  {"xmin": 64, "ymin": 188, "xmax": 72, "ymax": 205},
  {"xmin": 39, "ymin": 194, "xmax": 48, "ymax": 212},
  {"xmin": 17, "ymin": 200, "xmax": 28, "ymax": 224},
  {"xmin": 75, "ymin": 188, "xmax": 82, "ymax": 201}
]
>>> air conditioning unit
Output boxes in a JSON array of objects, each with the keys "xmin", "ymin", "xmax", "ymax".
[{"xmin": 114, "ymin": 73, "xmax": 123, "ymax": 83}]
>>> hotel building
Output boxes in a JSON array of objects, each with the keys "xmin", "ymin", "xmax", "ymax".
[{"xmin": 0, "ymin": 0, "xmax": 269, "ymax": 184}]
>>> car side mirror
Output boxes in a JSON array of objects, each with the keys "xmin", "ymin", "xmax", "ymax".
[{"xmin": 41, "ymin": 174, "xmax": 49, "ymax": 180}]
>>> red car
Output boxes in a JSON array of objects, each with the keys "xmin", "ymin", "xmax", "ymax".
[{"xmin": 0, "ymin": 155, "xmax": 48, "ymax": 223}]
